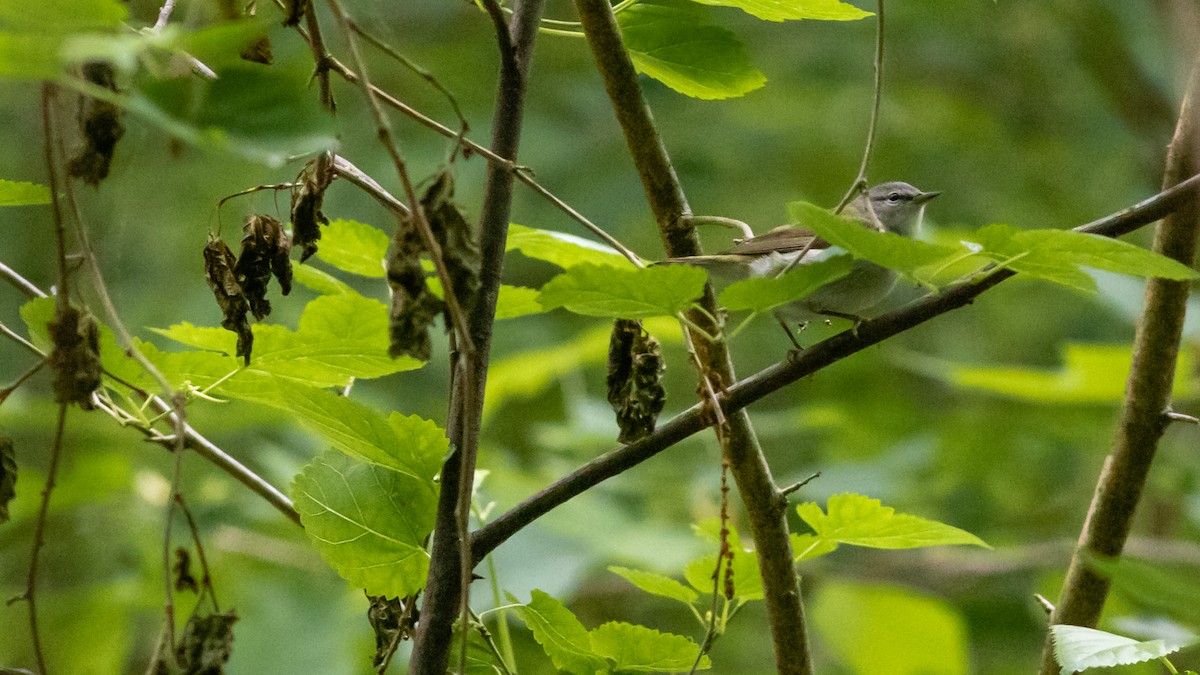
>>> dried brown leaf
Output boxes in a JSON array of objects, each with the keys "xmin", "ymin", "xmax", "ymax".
[
  {"xmin": 68, "ymin": 61, "xmax": 124, "ymax": 186},
  {"xmin": 0, "ymin": 436, "xmax": 15, "ymax": 524},
  {"xmin": 49, "ymin": 306, "xmax": 102, "ymax": 409},
  {"xmin": 290, "ymin": 161, "xmax": 331, "ymax": 263},
  {"xmin": 282, "ymin": 0, "xmax": 305, "ymax": 26},
  {"xmin": 368, "ymin": 595, "xmax": 415, "ymax": 667},
  {"xmin": 203, "ymin": 237, "xmax": 253, "ymax": 365},
  {"xmin": 239, "ymin": 36, "xmax": 273, "ymax": 65},
  {"xmin": 606, "ymin": 319, "xmax": 666, "ymax": 443},
  {"xmin": 235, "ymin": 215, "xmax": 292, "ymax": 320},
  {"xmin": 386, "ymin": 209, "xmax": 443, "ymax": 361},
  {"xmin": 173, "ymin": 547, "xmax": 199, "ymax": 594},
  {"xmin": 421, "ymin": 172, "xmax": 480, "ymax": 315},
  {"xmin": 176, "ymin": 610, "xmax": 238, "ymax": 675}
]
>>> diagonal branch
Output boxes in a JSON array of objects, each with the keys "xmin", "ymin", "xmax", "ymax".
[{"xmin": 1037, "ymin": 58, "xmax": 1200, "ymax": 673}]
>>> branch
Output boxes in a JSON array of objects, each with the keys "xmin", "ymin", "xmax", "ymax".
[
  {"xmin": 1037, "ymin": 58, "xmax": 1200, "ymax": 673},
  {"xmin": 570, "ymin": 0, "xmax": 812, "ymax": 671},
  {"xmin": 473, "ymin": 171, "xmax": 1200, "ymax": 561},
  {"xmin": 835, "ymin": 0, "xmax": 885, "ymax": 214},
  {"xmin": 408, "ymin": 0, "xmax": 545, "ymax": 672}
]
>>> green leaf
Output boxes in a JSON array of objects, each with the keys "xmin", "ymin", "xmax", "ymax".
[
  {"xmin": 947, "ymin": 343, "xmax": 1195, "ymax": 403},
  {"xmin": 0, "ymin": 179, "xmax": 49, "ymax": 206},
  {"xmin": 292, "ymin": 264, "xmax": 353, "ymax": 295},
  {"xmin": 495, "ymin": 285, "xmax": 544, "ymax": 320},
  {"xmin": 292, "ymin": 450, "xmax": 435, "ymax": 598},
  {"xmin": 813, "ymin": 581, "xmax": 970, "ymax": 675},
  {"xmin": 1051, "ymin": 625, "xmax": 1192, "ymax": 674},
  {"xmin": 690, "ymin": 0, "xmax": 872, "ymax": 22},
  {"xmin": 0, "ymin": 0, "xmax": 126, "ymax": 33},
  {"xmin": 315, "ymin": 219, "xmax": 389, "ymax": 278},
  {"xmin": 683, "ymin": 522, "xmax": 763, "ymax": 602},
  {"xmin": 788, "ymin": 201, "xmax": 964, "ymax": 283},
  {"xmin": 718, "ymin": 255, "xmax": 854, "ymax": 312},
  {"xmin": 510, "ymin": 590, "xmax": 609, "ymax": 675},
  {"xmin": 971, "ymin": 224, "xmax": 1199, "ymax": 288},
  {"xmin": 789, "ymin": 533, "xmax": 839, "ymax": 562},
  {"xmin": 797, "ymin": 493, "xmax": 989, "ymax": 550},
  {"xmin": 539, "ymin": 263, "xmax": 706, "ymax": 318},
  {"xmin": 619, "ymin": 0, "xmax": 766, "ymax": 100},
  {"xmin": 0, "ymin": 33, "xmax": 61, "ymax": 79},
  {"xmin": 507, "ymin": 223, "xmax": 628, "ymax": 269},
  {"xmin": 609, "ymin": 566, "xmax": 699, "ymax": 604},
  {"xmin": 283, "ymin": 385, "xmax": 448, "ymax": 480},
  {"xmin": 589, "ymin": 622, "xmax": 710, "ymax": 672}
]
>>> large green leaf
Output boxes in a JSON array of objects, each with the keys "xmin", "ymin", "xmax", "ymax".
[
  {"xmin": 315, "ymin": 219, "xmax": 389, "ymax": 278},
  {"xmin": 292, "ymin": 264, "xmax": 354, "ymax": 295},
  {"xmin": 0, "ymin": 179, "xmax": 49, "ymax": 206},
  {"xmin": 0, "ymin": 0, "xmax": 126, "ymax": 33},
  {"xmin": 947, "ymin": 343, "xmax": 1195, "ymax": 403},
  {"xmin": 970, "ymin": 224, "xmax": 1199, "ymax": 290},
  {"xmin": 589, "ymin": 622, "xmax": 709, "ymax": 672},
  {"xmin": 812, "ymin": 581, "xmax": 970, "ymax": 675},
  {"xmin": 619, "ymin": 1, "xmax": 766, "ymax": 100},
  {"xmin": 690, "ymin": 0, "xmax": 872, "ymax": 22},
  {"xmin": 510, "ymin": 590, "xmax": 609, "ymax": 675},
  {"xmin": 787, "ymin": 201, "xmax": 963, "ymax": 283},
  {"xmin": 1051, "ymin": 625, "xmax": 1193, "ymax": 674},
  {"xmin": 507, "ymin": 223, "xmax": 628, "ymax": 269},
  {"xmin": 292, "ymin": 450, "xmax": 435, "ymax": 598},
  {"xmin": 796, "ymin": 493, "xmax": 989, "ymax": 551},
  {"xmin": 718, "ymin": 255, "xmax": 854, "ymax": 312},
  {"xmin": 539, "ymin": 263, "xmax": 706, "ymax": 318},
  {"xmin": 609, "ymin": 566, "xmax": 699, "ymax": 604}
]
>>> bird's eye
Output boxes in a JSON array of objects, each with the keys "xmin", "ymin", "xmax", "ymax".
[{"xmin": 886, "ymin": 192, "xmax": 902, "ymax": 202}]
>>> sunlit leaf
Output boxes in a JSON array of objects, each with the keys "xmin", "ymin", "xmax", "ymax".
[
  {"xmin": 315, "ymin": 219, "xmax": 389, "ymax": 278},
  {"xmin": 683, "ymin": 522, "xmax": 763, "ymax": 602},
  {"xmin": 690, "ymin": 0, "xmax": 871, "ymax": 22},
  {"xmin": 292, "ymin": 450, "xmax": 435, "ymax": 598},
  {"xmin": 292, "ymin": 264, "xmax": 353, "ymax": 295},
  {"xmin": 539, "ymin": 263, "xmax": 706, "ymax": 318},
  {"xmin": 0, "ymin": 179, "xmax": 50, "ymax": 206},
  {"xmin": 609, "ymin": 566, "xmax": 699, "ymax": 604},
  {"xmin": 589, "ymin": 621, "xmax": 710, "ymax": 672},
  {"xmin": 719, "ymin": 255, "xmax": 853, "ymax": 312},
  {"xmin": 1051, "ymin": 624, "xmax": 1192, "ymax": 674},
  {"xmin": 510, "ymin": 590, "xmax": 609, "ymax": 675},
  {"xmin": 494, "ymin": 284, "xmax": 544, "ymax": 320},
  {"xmin": 619, "ymin": 0, "xmax": 766, "ymax": 100},
  {"xmin": 507, "ymin": 223, "xmax": 628, "ymax": 269},
  {"xmin": 797, "ymin": 493, "xmax": 989, "ymax": 550}
]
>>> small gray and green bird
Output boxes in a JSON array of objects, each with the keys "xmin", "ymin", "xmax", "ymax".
[{"xmin": 665, "ymin": 181, "xmax": 940, "ymax": 345}]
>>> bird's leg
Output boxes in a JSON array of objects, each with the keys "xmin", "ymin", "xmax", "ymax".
[{"xmin": 776, "ymin": 316, "xmax": 804, "ymax": 355}]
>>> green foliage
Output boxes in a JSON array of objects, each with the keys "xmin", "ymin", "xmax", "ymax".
[
  {"xmin": 618, "ymin": 1, "xmax": 766, "ymax": 100},
  {"xmin": 684, "ymin": 520, "xmax": 764, "ymax": 602},
  {"xmin": 507, "ymin": 223, "xmax": 628, "ymax": 269},
  {"xmin": 1051, "ymin": 624, "xmax": 1193, "ymax": 674},
  {"xmin": 718, "ymin": 254, "xmax": 854, "ymax": 312},
  {"xmin": 314, "ymin": 219, "xmax": 389, "ymax": 278},
  {"xmin": 510, "ymin": 590, "xmax": 709, "ymax": 673},
  {"xmin": 291, "ymin": 264, "xmax": 354, "ymax": 295},
  {"xmin": 812, "ymin": 581, "xmax": 970, "ymax": 675},
  {"xmin": 608, "ymin": 566, "xmax": 700, "ymax": 604},
  {"xmin": 0, "ymin": 179, "xmax": 50, "ymax": 206},
  {"xmin": 690, "ymin": 0, "xmax": 872, "ymax": 22},
  {"xmin": 967, "ymin": 224, "xmax": 1200, "ymax": 292},
  {"xmin": 946, "ymin": 343, "xmax": 1196, "ymax": 403},
  {"xmin": 292, "ymin": 449, "xmax": 436, "ymax": 598},
  {"xmin": 792, "ymin": 493, "xmax": 989, "ymax": 560},
  {"xmin": 539, "ymin": 263, "xmax": 707, "ymax": 318}
]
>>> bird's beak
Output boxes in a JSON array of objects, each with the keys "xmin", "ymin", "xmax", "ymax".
[{"xmin": 914, "ymin": 190, "xmax": 942, "ymax": 205}]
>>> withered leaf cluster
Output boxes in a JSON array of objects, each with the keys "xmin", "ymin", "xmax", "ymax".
[
  {"xmin": 203, "ymin": 237, "xmax": 253, "ymax": 365},
  {"xmin": 282, "ymin": 0, "xmax": 306, "ymax": 26},
  {"xmin": 174, "ymin": 610, "xmax": 238, "ymax": 675},
  {"xmin": 217, "ymin": 0, "xmax": 272, "ymax": 64},
  {"xmin": 49, "ymin": 305, "xmax": 102, "ymax": 409},
  {"xmin": 203, "ymin": 217, "xmax": 294, "ymax": 364},
  {"xmin": 385, "ymin": 171, "xmax": 480, "ymax": 361},
  {"xmin": 606, "ymin": 319, "xmax": 667, "ymax": 443},
  {"xmin": 291, "ymin": 161, "xmax": 332, "ymax": 262},
  {"xmin": 68, "ymin": 61, "xmax": 125, "ymax": 186},
  {"xmin": 0, "ymin": 436, "xmax": 15, "ymax": 524},
  {"xmin": 367, "ymin": 595, "xmax": 416, "ymax": 668},
  {"xmin": 173, "ymin": 547, "xmax": 199, "ymax": 594}
]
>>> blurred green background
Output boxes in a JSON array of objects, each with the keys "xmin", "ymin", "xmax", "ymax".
[{"xmin": 2, "ymin": 0, "xmax": 1199, "ymax": 673}]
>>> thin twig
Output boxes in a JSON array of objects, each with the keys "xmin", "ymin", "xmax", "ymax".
[
  {"xmin": 331, "ymin": 154, "xmax": 410, "ymax": 215},
  {"xmin": 176, "ymin": 494, "xmax": 220, "ymax": 612},
  {"xmin": 153, "ymin": 0, "xmax": 177, "ymax": 31},
  {"xmin": 0, "ymin": 319, "xmax": 43, "ymax": 358},
  {"xmin": 0, "ymin": 261, "xmax": 48, "ymax": 299},
  {"xmin": 835, "ymin": 0, "xmax": 884, "ymax": 215}
]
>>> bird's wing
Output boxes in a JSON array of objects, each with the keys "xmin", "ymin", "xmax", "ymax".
[{"xmin": 721, "ymin": 226, "xmax": 831, "ymax": 256}]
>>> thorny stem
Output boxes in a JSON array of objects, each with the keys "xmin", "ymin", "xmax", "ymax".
[{"xmin": 835, "ymin": 0, "xmax": 885, "ymax": 215}]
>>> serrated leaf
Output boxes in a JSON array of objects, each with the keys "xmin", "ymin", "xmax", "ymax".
[
  {"xmin": 292, "ymin": 450, "xmax": 435, "ymax": 597},
  {"xmin": 292, "ymin": 264, "xmax": 353, "ymax": 295},
  {"xmin": 797, "ymin": 493, "xmax": 989, "ymax": 550},
  {"xmin": 1051, "ymin": 625, "xmax": 1193, "ymax": 674},
  {"xmin": 813, "ymin": 581, "xmax": 970, "ymax": 675},
  {"xmin": 947, "ymin": 343, "xmax": 1195, "ymax": 403},
  {"xmin": 283, "ymin": 386, "xmax": 448, "ymax": 480},
  {"xmin": 510, "ymin": 590, "xmax": 609, "ymax": 675},
  {"xmin": 788, "ymin": 201, "xmax": 963, "ymax": 283},
  {"xmin": 683, "ymin": 522, "xmax": 763, "ymax": 602},
  {"xmin": 719, "ymin": 255, "xmax": 854, "ymax": 312},
  {"xmin": 494, "ymin": 284, "xmax": 544, "ymax": 320},
  {"xmin": 315, "ymin": 219, "xmax": 389, "ymax": 278},
  {"xmin": 971, "ymin": 224, "xmax": 1199, "ymax": 288},
  {"xmin": 507, "ymin": 223, "xmax": 628, "ymax": 269},
  {"xmin": 0, "ymin": 179, "xmax": 50, "ymax": 206},
  {"xmin": 619, "ymin": 0, "xmax": 766, "ymax": 100},
  {"xmin": 589, "ymin": 621, "xmax": 710, "ymax": 672},
  {"xmin": 690, "ymin": 0, "xmax": 871, "ymax": 22},
  {"xmin": 539, "ymin": 263, "xmax": 706, "ymax": 318},
  {"xmin": 609, "ymin": 566, "xmax": 699, "ymax": 604}
]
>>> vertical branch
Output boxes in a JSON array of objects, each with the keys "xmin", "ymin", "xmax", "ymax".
[
  {"xmin": 1038, "ymin": 57, "xmax": 1200, "ymax": 673},
  {"xmin": 570, "ymin": 1, "xmax": 812, "ymax": 672},
  {"xmin": 835, "ymin": 0, "xmax": 884, "ymax": 214},
  {"xmin": 408, "ymin": 0, "xmax": 546, "ymax": 671}
]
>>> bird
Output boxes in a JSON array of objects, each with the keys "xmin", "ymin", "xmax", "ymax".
[{"xmin": 665, "ymin": 181, "xmax": 940, "ymax": 347}]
